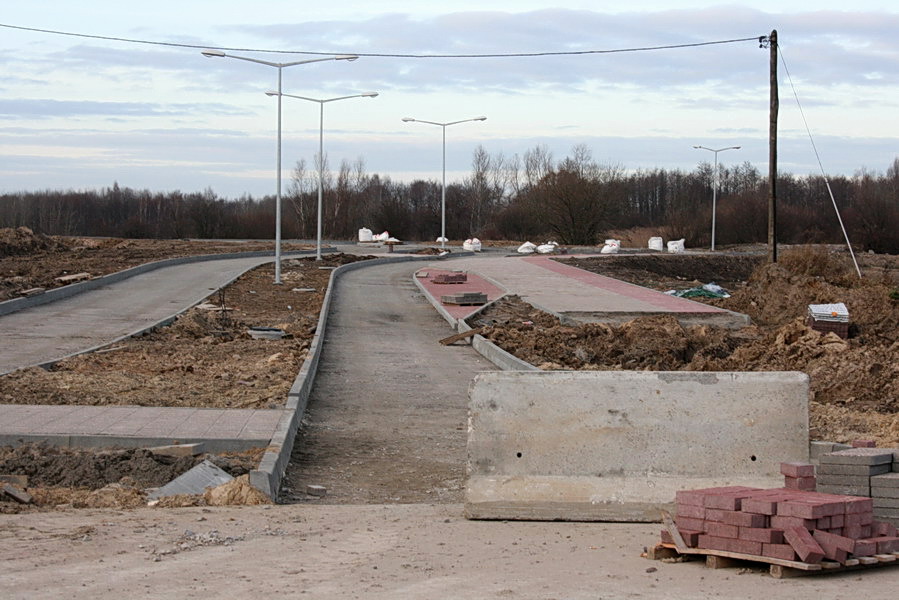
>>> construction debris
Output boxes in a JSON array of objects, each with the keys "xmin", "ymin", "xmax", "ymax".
[
  {"xmin": 147, "ymin": 460, "xmax": 233, "ymax": 502},
  {"xmin": 438, "ymin": 328, "xmax": 483, "ymax": 346},
  {"xmin": 2, "ymin": 483, "xmax": 33, "ymax": 504},
  {"xmin": 54, "ymin": 272, "xmax": 92, "ymax": 284}
]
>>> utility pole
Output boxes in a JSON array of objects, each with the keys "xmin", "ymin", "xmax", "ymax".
[{"xmin": 766, "ymin": 30, "xmax": 779, "ymax": 263}]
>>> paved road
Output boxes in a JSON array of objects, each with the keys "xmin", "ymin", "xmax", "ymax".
[
  {"xmin": 281, "ymin": 259, "xmax": 488, "ymax": 503},
  {"xmin": 0, "ymin": 255, "xmax": 283, "ymax": 374}
]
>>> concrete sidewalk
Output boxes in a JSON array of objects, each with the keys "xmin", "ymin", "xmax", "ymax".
[
  {"xmin": 424, "ymin": 254, "xmax": 748, "ymax": 327},
  {"xmin": 0, "ymin": 404, "xmax": 289, "ymax": 452},
  {"xmin": 0, "ymin": 255, "xmax": 285, "ymax": 374}
]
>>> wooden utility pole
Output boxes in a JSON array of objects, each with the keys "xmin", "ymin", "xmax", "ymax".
[{"xmin": 767, "ymin": 30, "xmax": 779, "ymax": 263}]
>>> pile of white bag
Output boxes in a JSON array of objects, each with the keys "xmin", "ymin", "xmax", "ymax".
[
  {"xmin": 517, "ymin": 241, "xmax": 559, "ymax": 254},
  {"xmin": 666, "ymin": 239, "xmax": 685, "ymax": 253},
  {"xmin": 644, "ymin": 236, "xmax": 686, "ymax": 253},
  {"xmin": 600, "ymin": 239, "xmax": 620, "ymax": 254},
  {"xmin": 462, "ymin": 238, "xmax": 482, "ymax": 252}
]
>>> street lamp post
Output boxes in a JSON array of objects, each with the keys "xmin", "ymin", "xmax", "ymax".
[
  {"xmin": 692, "ymin": 145, "xmax": 741, "ymax": 251},
  {"xmin": 401, "ymin": 116, "xmax": 487, "ymax": 249},
  {"xmin": 268, "ymin": 91, "xmax": 379, "ymax": 260},
  {"xmin": 201, "ymin": 49, "xmax": 358, "ymax": 283}
]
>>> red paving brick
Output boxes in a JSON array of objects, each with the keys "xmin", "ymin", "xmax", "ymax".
[{"xmin": 416, "ymin": 269, "xmax": 505, "ymax": 320}]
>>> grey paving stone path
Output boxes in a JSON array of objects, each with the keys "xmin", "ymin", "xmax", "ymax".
[
  {"xmin": 279, "ymin": 259, "xmax": 489, "ymax": 502},
  {"xmin": 0, "ymin": 255, "xmax": 281, "ymax": 374}
]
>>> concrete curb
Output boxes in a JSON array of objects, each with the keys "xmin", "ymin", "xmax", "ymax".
[
  {"xmin": 249, "ymin": 252, "xmax": 474, "ymax": 500},
  {"xmin": 412, "ymin": 272, "xmax": 538, "ymax": 372},
  {"xmin": 411, "ymin": 271, "xmax": 459, "ymax": 327},
  {"xmin": 0, "ymin": 249, "xmax": 327, "ymax": 317},
  {"xmin": 0, "ymin": 433, "xmax": 267, "ymax": 454}
]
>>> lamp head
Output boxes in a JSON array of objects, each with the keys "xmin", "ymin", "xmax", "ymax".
[
  {"xmin": 474, "ymin": 116, "xmax": 487, "ymax": 121},
  {"xmin": 201, "ymin": 49, "xmax": 226, "ymax": 58},
  {"xmin": 362, "ymin": 92, "xmax": 379, "ymax": 98},
  {"xmin": 692, "ymin": 145, "xmax": 702, "ymax": 149},
  {"xmin": 265, "ymin": 91, "xmax": 280, "ymax": 97},
  {"xmin": 402, "ymin": 117, "xmax": 416, "ymax": 122},
  {"xmin": 337, "ymin": 55, "xmax": 360, "ymax": 62}
]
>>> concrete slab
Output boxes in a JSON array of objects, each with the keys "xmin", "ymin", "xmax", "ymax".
[
  {"xmin": 147, "ymin": 459, "xmax": 233, "ymax": 500},
  {"xmin": 466, "ymin": 370, "xmax": 809, "ymax": 522}
]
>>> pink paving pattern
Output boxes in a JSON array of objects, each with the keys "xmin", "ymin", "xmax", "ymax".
[
  {"xmin": 416, "ymin": 268, "xmax": 505, "ymax": 320},
  {"xmin": 523, "ymin": 255, "xmax": 726, "ymax": 314}
]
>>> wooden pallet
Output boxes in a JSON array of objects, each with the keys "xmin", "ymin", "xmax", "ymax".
[
  {"xmin": 653, "ymin": 512, "xmax": 899, "ymax": 578},
  {"xmin": 648, "ymin": 543, "xmax": 899, "ymax": 578}
]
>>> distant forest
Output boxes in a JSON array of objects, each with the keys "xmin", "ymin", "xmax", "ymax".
[{"xmin": 2, "ymin": 145, "xmax": 898, "ymax": 253}]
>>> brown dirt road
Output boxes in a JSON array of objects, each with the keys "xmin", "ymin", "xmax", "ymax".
[{"xmin": 5, "ymin": 503, "xmax": 896, "ymax": 600}]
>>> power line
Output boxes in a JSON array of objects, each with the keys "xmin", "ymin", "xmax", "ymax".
[
  {"xmin": 0, "ymin": 22, "xmax": 763, "ymax": 58},
  {"xmin": 778, "ymin": 45, "xmax": 862, "ymax": 278}
]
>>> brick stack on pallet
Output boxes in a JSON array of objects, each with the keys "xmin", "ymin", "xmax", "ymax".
[
  {"xmin": 440, "ymin": 292, "xmax": 488, "ymax": 306},
  {"xmin": 432, "ymin": 272, "xmax": 468, "ymax": 284},
  {"xmin": 663, "ymin": 464, "xmax": 899, "ymax": 565}
]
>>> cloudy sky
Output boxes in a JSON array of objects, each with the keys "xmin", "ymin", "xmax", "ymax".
[{"xmin": 1, "ymin": 1, "xmax": 897, "ymax": 197}]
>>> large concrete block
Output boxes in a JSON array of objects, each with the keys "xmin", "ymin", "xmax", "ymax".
[{"xmin": 466, "ymin": 371, "xmax": 809, "ymax": 522}]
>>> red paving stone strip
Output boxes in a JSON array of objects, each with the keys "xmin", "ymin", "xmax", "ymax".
[
  {"xmin": 415, "ymin": 269, "xmax": 505, "ymax": 321},
  {"xmin": 523, "ymin": 256, "xmax": 727, "ymax": 314}
]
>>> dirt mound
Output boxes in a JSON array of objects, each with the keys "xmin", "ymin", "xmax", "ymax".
[
  {"xmin": 0, "ymin": 227, "xmax": 70, "ymax": 258},
  {"xmin": 0, "ymin": 444, "xmax": 267, "ymax": 512},
  {"xmin": 480, "ymin": 305, "xmax": 743, "ymax": 371},
  {"xmin": 563, "ymin": 253, "xmax": 764, "ymax": 290},
  {"xmin": 204, "ymin": 475, "xmax": 271, "ymax": 506},
  {"xmin": 0, "ymin": 445, "xmax": 197, "ymax": 489}
]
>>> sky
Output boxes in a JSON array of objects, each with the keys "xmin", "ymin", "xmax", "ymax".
[{"xmin": 1, "ymin": 1, "xmax": 898, "ymax": 198}]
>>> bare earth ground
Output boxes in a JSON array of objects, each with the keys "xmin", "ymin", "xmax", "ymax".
[
  {"xmin": 3, "ymin": 233, "xmax": 899, "ymax": 596},
  {"xmin": 0, "ymin": 226, "xmax": 316, "ymax": 301}
]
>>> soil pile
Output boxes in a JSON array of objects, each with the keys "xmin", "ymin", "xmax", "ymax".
[
  {"xmin": 0, "ymin": 444, "xmax": 266, "ymax": 512},
  {"xmin": 0, "ymin": 234, "xmax": 316, "ymax": 301},
  {"xmin": 0, "ymin": 227, "xmax": 70, "ymax": 257}
]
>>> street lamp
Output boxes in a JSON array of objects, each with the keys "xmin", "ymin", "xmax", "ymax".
[
  {"xmin": 267, "ymin": 91, "xmax": 379, "ymax": 260},
  {"xmin": 201, "ymin": 49, "xmax": 358, "ymax": 283},
  {"xmin": 692, "ymin": 145, "xmax": 741, "ymax": 251},
  {"xmin": 401, "ymin": 116, "xmax": 487, "ymax": 249}
]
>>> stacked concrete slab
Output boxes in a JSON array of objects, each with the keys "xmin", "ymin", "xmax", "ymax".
[{"xmin": 815, "ymin": 448, "xmax": 899, "ymax": 526}]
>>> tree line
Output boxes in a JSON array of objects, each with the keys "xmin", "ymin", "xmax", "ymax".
[{"xmin": 1, "ymin": 147, "xmax": 897, "ymax": 253}]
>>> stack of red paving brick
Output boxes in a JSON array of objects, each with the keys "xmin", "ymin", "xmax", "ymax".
[
  {"xmin": 663, "ymin": 465, "xmax": 899, "ymax": 565},
  {"xmin": 432, "ymin": 272, "xmax": 468, "ymax": 284}
]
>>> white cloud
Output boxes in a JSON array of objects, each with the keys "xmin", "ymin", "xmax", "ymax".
[{"xmin": 0, "ymin": 4, "xmax": 897, "ymax": 196}]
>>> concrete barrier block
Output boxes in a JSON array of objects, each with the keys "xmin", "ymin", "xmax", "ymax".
[{"xmin": 466, "ymin": 370, "xmax": 809, "ymax": 522}]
